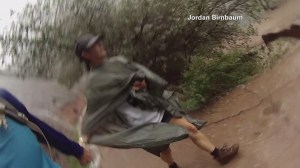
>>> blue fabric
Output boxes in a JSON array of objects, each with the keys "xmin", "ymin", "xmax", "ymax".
[
  {"xmin": 0, "ymin": 88, "xmax": 84, "ymax": 158},
  {"xmin": 0, "ymin": 117, "xmax": 61, "ymax": 168}
]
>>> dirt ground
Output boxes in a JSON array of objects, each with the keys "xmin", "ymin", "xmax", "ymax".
[{"xmin": 99, "ymin": 0, "xmax": 300, "ymax": 167}]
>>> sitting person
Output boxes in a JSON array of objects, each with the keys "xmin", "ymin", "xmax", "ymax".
[{"xmin": 0, "ymin": 88, "xmax": 92, "ymax": 168}]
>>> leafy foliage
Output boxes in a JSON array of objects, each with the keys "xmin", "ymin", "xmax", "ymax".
[
  {"xmin": 182, "ymin": 50, "xmax": 258, "ymax": 108},
  {"xmin": 0, "ymin": 0, "xmax": 265, "ymax": 86}
]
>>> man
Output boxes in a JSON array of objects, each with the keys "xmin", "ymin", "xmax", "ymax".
[
  {"xmin": 75, "ymin": 33, "xmax": 239, "ymax": 168},
  {"xmin": 0, "ymin": 89, "xmax": 92, "ymax": 168}
]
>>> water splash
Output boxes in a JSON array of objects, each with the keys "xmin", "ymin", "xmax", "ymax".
[
  {"xmin": 77, "ymin": 102, "xmax": 102, "ymax": 168},
  {"xmin": 78, "ymin": 137, "xmax": 102, "ymax": 168},
  {"xmin": 0, "ymin": 73, "xmax": 102, "ymax": 167}
]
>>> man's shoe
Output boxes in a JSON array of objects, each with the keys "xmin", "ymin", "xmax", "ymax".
[{"xmin": 215, "ymin": 144, "xmax": 239, "ymax": 165}]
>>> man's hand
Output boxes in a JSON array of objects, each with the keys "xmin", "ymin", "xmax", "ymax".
[
  {"xmin": 78, "ymin": 148, "xmax": 93, "ymax": 166},
  {"xmin": 132, "ymin": 79, "xmax": 147, "ymax": 91}
]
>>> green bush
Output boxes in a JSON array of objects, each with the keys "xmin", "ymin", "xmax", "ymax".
[
  {"xmin": 181, "ymin": 50, "xmax": 258, "ymax": 109},
  {"xmin": 0, "ymin": 0, "xmax": 263, "ymax": 86}
]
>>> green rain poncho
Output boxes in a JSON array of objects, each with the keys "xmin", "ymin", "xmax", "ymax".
[{"xmin": 81, "ymin": 56, "xmax": 206, "ymax": 149}]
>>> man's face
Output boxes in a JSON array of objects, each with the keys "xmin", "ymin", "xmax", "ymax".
[{"xmin": 82, "ymin": 40, "xmax": 106, "ymax": 65}]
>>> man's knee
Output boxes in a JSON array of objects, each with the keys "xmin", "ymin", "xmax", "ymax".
[
  {"xmin": 171, "ymin": 117, "xmax": 198, "ymax": 134},
  {"xmin": 179, "ymin": 120, "xmax": 198, "ymax": 134},
  {"xmin": 186, "ymin": 124, "xmax": 198, "ymax": 134},
  {"xmin": 176, "ymin": 121, "xmax": 198, "ymax": 134}
]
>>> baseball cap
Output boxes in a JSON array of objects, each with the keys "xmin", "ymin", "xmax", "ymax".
[{"xmin": 75, "ymin": 33, "xmax": 104, "ymax": 58}]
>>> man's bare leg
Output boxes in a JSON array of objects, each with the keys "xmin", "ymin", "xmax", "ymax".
[
  {"xmin": 167, "ymin": 116, "xmax": 239, "ymax": 165},
  {"xmin": 170, "ymin": 117, "xmax": 215, "ymax": 153}
]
